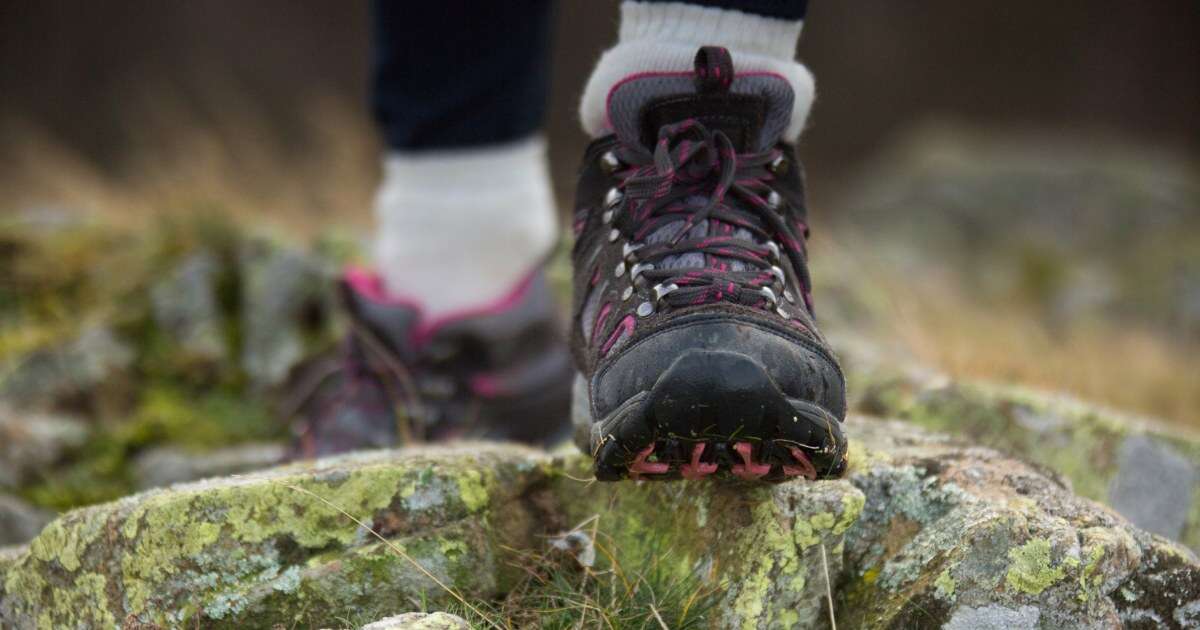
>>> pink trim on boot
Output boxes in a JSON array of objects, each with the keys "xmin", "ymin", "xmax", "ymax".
[{"xmin": 344, "ymin": 266, "xmax": 537, "ymax": 349}]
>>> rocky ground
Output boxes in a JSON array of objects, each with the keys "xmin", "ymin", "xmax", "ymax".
[
  {"xmin": 1, "ymin": 417, "xmax": 1196, "ymax": 628},
  {"xmin": 1, "ymin": 132, "xmax": 1198, "ymax": 627}
]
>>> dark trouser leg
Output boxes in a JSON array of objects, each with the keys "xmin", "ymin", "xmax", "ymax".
[
  {"xmin": 635, "ymin": 0, "xmax": 808, "ymax": 21},
  {"xmin": 371, "ymin": 0, "xmax": 555, "ymax": 151}
]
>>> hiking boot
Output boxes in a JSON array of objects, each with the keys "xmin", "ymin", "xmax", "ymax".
[
  {"xmin": 288, "ymin": 267, "xmax": 572, "ymax": 458},
  {"xmin": 569, "ymin": 46, "xmax": 848, "ymax": 482}
]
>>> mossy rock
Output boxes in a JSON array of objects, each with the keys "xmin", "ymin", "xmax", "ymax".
[
  {"xmin": 847, "ymin": 354, "xmax": 1200, "ymax": 550},
  {"xmin": 4, "ymin": 417, "xmax": 1199, "ymax": 628},
  {"xmin": 0, "ymin": 444, "xmax": 859, "ymax": 629},
  {"xmin": 840, "ymin": 417, "xmax": 1200, "ymax": 629}
]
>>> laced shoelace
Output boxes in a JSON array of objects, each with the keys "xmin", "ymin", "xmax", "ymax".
[{"xmin": 607, "ymin": 119, "xmax": 813, "ymax": 314}]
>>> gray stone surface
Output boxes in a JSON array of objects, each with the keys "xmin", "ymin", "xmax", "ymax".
[
  {"xmin": 150, "ymin": 250, "xmax": 227, "ymax": 363},
  {"xmin": 239, "ymin": 244, "xmax": 332, "ymax": 388},
  {"xmin": 359, "ymin": 612, "xmax": 470, "ymax": 630},
  {"xmin": 943, "ymin": 604, "xmax": 1041, "ymax": 630},
  {"xmin": 0, "ymin": 404, "xmax": 88, "ymax": 489},
  {"xmin": 840, "ymin": 343, "xmax": 1200, "ymax": 551},
  {"xmin": 133, "ymin": 442, "xmax": 287, "ymax": 490},
  {"xmin": 1109, "ymin": 435, "xmax": 1197, "ymax": 541},
  {"xmin": 0, "ymin": 324, "xmax": 133, "ymax": 408},
  {"xmin": 0, "ymin": 495, "xmax": 50, "ymax": 546},
  {"xmin": 840, "ymin": 417, "xmax": 1200, "ymax": 629}
]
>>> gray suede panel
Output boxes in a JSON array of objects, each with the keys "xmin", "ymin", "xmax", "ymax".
[{"xmin": 607, "ymin": 74, "xmax": 794, "ymax": 153}]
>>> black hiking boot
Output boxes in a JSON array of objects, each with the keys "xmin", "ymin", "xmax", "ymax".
[
  {"xmin": 288, "ymin": 267, "xmax": 572, "ymax": 458},
  {"xmin": 569, "ymin": 46, "xmax": 848, "ymax": 482}
]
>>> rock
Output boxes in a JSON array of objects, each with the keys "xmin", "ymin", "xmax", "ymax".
[
  {"xmin": 0, "ymin": 324, "xmax": 133, "ymax": 409},
  {"xmin": 150, "ymin": 250, "xmax": 228, "ymax": 365},
  {"xmin": 0, "ymin": 443, "xmax": 860, "ymax": 629},
  {"xmin": 132, "ymin": 442, "xmax": 288, "ymax": 490},
  {"xmin": 359, "ymin": 612, "xmax": 469, "ymax": 630},
  {"xmin": 0, "ymin": 495, "xmax": 50, "ymax": 546},
  {"xmin": 239, "ymin": 243, "xmax": 334, "ymax": 389},
  {"xmin": 2, "ymin": 418, "xmax": 1197, "ymax": 628},
  {"xmin": 1109, "ymin": 436, "xmax": 1197, "ymax": 541},
  {"xmin": 0, "ymin": 404, "xmax": 89, "ymax": 489},
  {"xmin": 0, "ymin": 545, "xmax": 23, "ymax": 610},
  {"xmin": 840, "ymin": 417, "xmax": 1200, "ymax": 629},
  {"xmin": 846, "ymin": 352, "xmax": 1200, "ymax": 550}
]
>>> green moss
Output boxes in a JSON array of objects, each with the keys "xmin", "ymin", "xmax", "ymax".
[
  {"xmin": 454, "ymin": 468, "xmax": 490, "ymax": 513},
  {"xmin": 40, "ymin": 572, "xmax": 117, "ymax": 629},
  {"xmin": 844, "ymin": 440, "xmax": 891, "ymax": 475},
  {"xmin": 731, "ymin": 497, "xmax": 799, "ymax": 629},
  {"xmin": 1077, "ymin": 544, "xmax": 1107, "ymax": 601},
  {"xmin": 1005, "ymin": 538, "xmax": 1069, "ymax": 595},
  {"xmin": 934, "ymin": 567, "xmax": 956, "ymax": 600},
  {"xmin": 27, "ymin": 510, "xmax": 106, "ymax": 573},
  {"xmin": 19, "ymin": 382, "xmax": 279, "ymax": 512},
  {"xmin": 836, "ymin": 492, "xmax": 866, "ymax": 535},
  {"xmin": 124, "ymin": 384, "xmax": 280, "ymax": 451}
]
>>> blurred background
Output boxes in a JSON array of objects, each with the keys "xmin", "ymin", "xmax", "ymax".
[{"xmin": 1, "ymin": 1, "xmax": 1197, "ymax": 530}]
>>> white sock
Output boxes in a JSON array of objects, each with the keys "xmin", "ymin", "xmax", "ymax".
[
  {"xmin": 580, "ymin": 1, "xmax": 814, "ymax": 142},
  {"xmin": 373, "ymin": 136, "xmax": 558, "ymax": 319}
]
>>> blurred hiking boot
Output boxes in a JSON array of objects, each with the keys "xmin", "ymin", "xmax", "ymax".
[
  {"xmin": 570, "ymin": 46, "xmax": 848, "ymax": 482},
  {"xmin": 288, "ymin": 267, "xmax": 572, "ymax": 458}
]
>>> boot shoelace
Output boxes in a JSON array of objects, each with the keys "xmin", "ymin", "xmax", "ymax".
[{"xmin": 603, "ymin": 119, "xmax": 813, "ymax": 317}]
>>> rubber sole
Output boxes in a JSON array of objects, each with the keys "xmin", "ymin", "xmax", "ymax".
[{"xmin": 573, "ymin": 349, "xmax": 848, "ymax": 482}]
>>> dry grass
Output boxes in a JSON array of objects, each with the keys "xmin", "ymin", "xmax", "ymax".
[
  {"xmin": 816, "ymin": 235, "xmax": 1200, "ymax": 425},
  {"xmin": 0, "ymin": 89, "xmax": 377, "ymax": 235},
  {"xmin": 278, "ymin": 481, "xmax": 719, "ymax": 629}
]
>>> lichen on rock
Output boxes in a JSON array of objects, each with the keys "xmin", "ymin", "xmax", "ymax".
[
  {"xmin": 838, "ymin": 416, "xmax": 1198, "ymax": 629},
  {"xmin": 2, "ymin": 416, "xmax": 1198, "ymax": 628},
  {"xmin": 846, "ymin": 352, "xmax": 1200, "ymax": 550}
]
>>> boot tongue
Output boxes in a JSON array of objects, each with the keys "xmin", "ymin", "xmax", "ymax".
[
  {"xmin": 608, "ymin": 46, "xmax": 795, "ymax": 153},
  {"xmin": 638, "ymin": 91, "xmax": 767, "ymax": 152},
  {"xmin": 609, "ymin": 47, "xmax": 798, "ymax": 280}
]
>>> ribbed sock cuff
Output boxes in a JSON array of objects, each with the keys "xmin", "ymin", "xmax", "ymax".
[
  {"xmin": 619, "ymin": 1, "xmax": 803, "ymax": 59},
  {"xmin": 372, "ymin": 136, "xmax": 558, "ymax": 317},
  {"xmin": 580, "ymin": 1, "xmax": 813, "ymax": 142}
]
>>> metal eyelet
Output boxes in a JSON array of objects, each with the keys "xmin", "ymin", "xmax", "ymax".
[
  {"xmin": 630, "ymin": 262, "xmax": 654, "ymax": 280},
  {"xmin": 600, "ymin": 150, "xmax": 621, "ymax": 176},
  {"xmin": 613, "ymin": 261, "xmax": 626, "ymax": 277},
  {"xmin": 621, "ymin": 286, "xmax": 634, "ymax": 301},
  {"xmin": 783, "ymin": 290, "xmax": 797, "ymax": 304},
  {"xmin": 608, "ymin": 229, "xmax": 620, "ymax": 242},
  {"xmin": 766, "ymin": 190, "xmax": 783, "ymax": 210},
  {"xmin": 770, "ymin": 265, "xmax": 786, "ymax": 284},
  {"xmin": 622, "ymin": 242, "xmax": 643, "ymax": 259},
  {"xmin": 766, "ymin": 241, "xmax": 781, "ymax": 260},
  {"xmin": 652, "ymin": 283, "xmax": 679, "ymax": 302},
  {"xmin": 604, "ymin": 187, "xmax": 624, "ymax": 209},
  {"xmin": 768, "ymin": 153, "xmax": 788, "ymax": 174},
  {"xmin": 760, "ymin": 287, "xmax": 779, "ymax": 305},
  {"xmin": 601, "ymin": 209, "xmax": 614, "ymax": 223},
  {"xmin": 636, "ymin": 301, "xmax": 655, "ymax": 317},
  {"xmin": 776, "ymin": 305, "xmax": 790, "ymax": 319}
]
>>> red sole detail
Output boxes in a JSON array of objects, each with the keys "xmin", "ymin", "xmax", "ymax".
[
  {"xmin": 622, "ymin": 440, "xmax": 822, "ymax": 482},
  {"xmin": 731, "ymin": 441, "xmax": 771, "ymax": 480},
  {"xmin": 628, "ymin": 444, "xmax": 670, "ymax": 479},
  {"xmin": 783, "ymin": 447, "xmax": 818, "ymax": 480},
  {"xmin": 679, "ymin": 443, "xmax": 719, "ymax": 479}
]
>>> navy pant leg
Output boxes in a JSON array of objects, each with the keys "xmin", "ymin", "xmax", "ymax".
[
  {"xmin": 371, "ymin": 0, "xmax": 555, "ymax": 151},
  {"xmin": 639, "ymin": 0, "xmax": 808, "ymax": 20}
]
